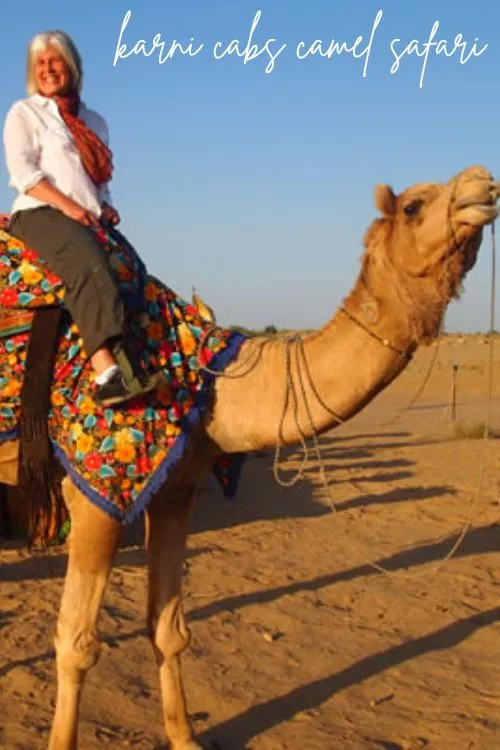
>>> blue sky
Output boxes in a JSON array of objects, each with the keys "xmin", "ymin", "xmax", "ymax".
[{"xmin": 1, "ymin": 1, "xmax": 498, "ymax": 332}]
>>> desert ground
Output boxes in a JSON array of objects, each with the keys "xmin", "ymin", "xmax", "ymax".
[{"xmin": 1, "ymin": 334, "xmax": 500, "ymax": 749}]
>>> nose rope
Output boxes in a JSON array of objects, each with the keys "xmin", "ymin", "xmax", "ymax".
[{"xmin": 486, "ymin": 221, "xmax": 496, "ymax": 430}]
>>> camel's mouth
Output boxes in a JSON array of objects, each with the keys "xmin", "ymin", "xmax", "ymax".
[
  {"xmin": 453, "ymin": 180, "xmax": 500, "ymax": 227},
  {"xmin": 460, "ymin": 232, "xmax": 482, "ymax": 275}
]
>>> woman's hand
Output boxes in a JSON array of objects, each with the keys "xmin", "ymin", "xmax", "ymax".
[
  {"xmin": 25, "ymin": 180, "xmax": 100, "ymax": 228},
  {"xmin": 101, "ymin": 202, "xmax": 120, "ymax": 226},
  {"xmin": 60, "ymin": 199, "xmax": 100, "ymax": 229}
]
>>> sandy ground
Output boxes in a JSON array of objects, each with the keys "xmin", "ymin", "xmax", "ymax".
[{"xmin": 1, "ymin": 335, "xmax": 500, "ymax": 750}]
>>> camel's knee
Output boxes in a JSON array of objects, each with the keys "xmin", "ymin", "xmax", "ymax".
[
  {"xmin": 149, "ymin": 602, "xmax": 191, "ymax": 662},
  {"xmin": 54, "ymin": 624, "xmax": 102, "ymax": 677}
]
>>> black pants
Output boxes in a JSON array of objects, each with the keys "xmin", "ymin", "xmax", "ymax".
[{"xmin": 9, "ymin": 206, "xmax": 124, "ymax": 357}]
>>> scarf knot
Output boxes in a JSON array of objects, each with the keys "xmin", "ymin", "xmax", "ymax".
[{"xmin": 53, "ymin": 92, "xmax": 113, "ymax": 188}]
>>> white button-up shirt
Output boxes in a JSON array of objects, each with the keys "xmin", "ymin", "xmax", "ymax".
[{"xmin": 3, "ymin": 93, "xmax": 112, "ymax": 217}]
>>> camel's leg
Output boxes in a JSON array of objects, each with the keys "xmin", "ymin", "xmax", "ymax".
[
  {"xmin": 0, "ymin": 438, "xmax": 19, "ymax": 485},
  {"xmin": 49, "ymin": 479, "xmax": 121, "ymax": 750},
  {"xmin": 146, "ymin": 486, "xmax": 201, "ymax": 750}
]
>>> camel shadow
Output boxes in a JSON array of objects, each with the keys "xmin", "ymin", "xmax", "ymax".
[
  {"xmin": 198, "ymin": 605, "xmax": 500, "ymax": 749},
  {"xmin": 0, "ymin": 429, "xmax": 461, "ymax": 579},
  {"xmin": 310, "ymin": 436, "xmax": 456, "ymax": 460},
  {"xmin": 189, "ymin": 441, "xmax": 451, "ymax": 534},
  {"xmin": 0, "ymin": 622, "xmax": 151, "ymax": 679},
  {"xmin": 1, "ymin": 432, "xmax": 420, "ymax": 552},
  {"xmin": 336, "ymin": 484, "xmax": 454, "ymax": 512},
  {"xmin": 0, "ymin": 544, "xmax": 210, "ymax": 584},
  {"xmin": 186, "ymin": 522, "xmax": 500, "ymax": 624},
  {"xmin": 316, "ymin": 431, "xmax": 410, "ymax": 443}
]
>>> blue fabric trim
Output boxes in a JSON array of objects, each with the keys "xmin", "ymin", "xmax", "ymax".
[
  {"xmin": 2, "ymin": 331, "xmax": 247, "ymax": 524},
  {"xmin": 116, "ymin": 330, "xmax": 247, "ymax": 523},
  {"xmin": 0, "ymin": 427, "xmax": 20, "ymax": 442}
]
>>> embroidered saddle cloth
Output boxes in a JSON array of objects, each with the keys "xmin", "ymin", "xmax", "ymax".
[{"xmin": 0, "ymin": 226, "xmax": 246, "ymax": 522}]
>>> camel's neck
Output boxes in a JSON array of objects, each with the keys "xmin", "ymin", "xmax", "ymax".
[{"xmin": 206, "ymin": 270, "xmax": 427, "ymax": 453}]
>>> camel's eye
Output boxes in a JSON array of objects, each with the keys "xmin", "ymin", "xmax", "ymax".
[{"xmin": 403, "ymin": 200, "xmax": 422, "ymax": 217}]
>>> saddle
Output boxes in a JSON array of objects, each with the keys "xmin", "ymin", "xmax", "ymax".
[
  {"xmin": 0, "ymin": 307, "xmax": 35, "ymax": 337},
  {"xmin": 0, "ymin": 220, "xmax": 223, "ymax": 543}
]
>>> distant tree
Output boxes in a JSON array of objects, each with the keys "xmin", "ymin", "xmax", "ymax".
[
  {"xmin": 229, "ymin": 324, "xmax": 254, "ymax": 337},
  {"xmin": 264, "ymin": 324, "xmax": 278, "ymax": 335}
]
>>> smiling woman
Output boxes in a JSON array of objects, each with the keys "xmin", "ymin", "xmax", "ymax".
[
  {"xmin": 2, "ymin": 29, "xmax": 159, "ymax": 406},
  {"xmin": 30, "ymin": 45, "xmax": 73, "ymax": 97}
]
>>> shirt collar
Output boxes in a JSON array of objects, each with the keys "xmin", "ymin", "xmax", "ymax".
[
  {"xmin": 31, "ymin": 93, "xmax": 53, "ymax": 107},
  {"xmin": 31, "ymin": 92, "xmax": 87, "ymax": 112}
]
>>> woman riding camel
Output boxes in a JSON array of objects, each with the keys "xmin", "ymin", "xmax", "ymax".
[{"xmin": 2, "ymin": 30, "xmax": 157, "ymax": 407}]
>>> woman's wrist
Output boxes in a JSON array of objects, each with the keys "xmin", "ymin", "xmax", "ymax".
[
  {"xmin": 26, "ymin": 179, "xmax": 72, "ymax": 211},
  {"xmin": 57, "ymin": 195, "xmax": 77, "ymax": 211}
]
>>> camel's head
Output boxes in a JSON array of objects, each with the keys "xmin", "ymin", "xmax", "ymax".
[{"xmin": 367, "ymin": 166, "xmax": 499, "ymax": 288}]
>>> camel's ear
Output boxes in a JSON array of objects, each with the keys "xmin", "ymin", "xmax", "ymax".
[{"xmin": 374, "ymin": 184, "xmax": 396, "ymax": 217}]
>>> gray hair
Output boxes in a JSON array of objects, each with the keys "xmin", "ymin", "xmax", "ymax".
[{"xmin": 26, "ymin": 30, "xmax": 83, "ymax": 95}]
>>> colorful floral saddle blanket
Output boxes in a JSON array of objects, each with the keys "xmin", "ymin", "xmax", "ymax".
[{"xmin": 0, "ymin": 226, "xmax": 246, "ymax": 523}]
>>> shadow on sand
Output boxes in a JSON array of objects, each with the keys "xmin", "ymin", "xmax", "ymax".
[
  {"xmin": 0, "ymin": 429, "xmax": 476, "ymax": 583},
  {"xmin": 2, "ymin": 519, "xmax": 499, "ymax": 748},
  {"xmin": 198, "ymin": 605, "xmax": 500, "ymax": 749}
]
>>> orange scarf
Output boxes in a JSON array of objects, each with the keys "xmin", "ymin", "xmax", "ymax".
[{"xmin": 53, "ymin": 92, "xmax": 113, "ymax": 187}]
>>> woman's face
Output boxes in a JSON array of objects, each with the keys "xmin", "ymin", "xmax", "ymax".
[{"xmin": 34, "ymin": 44, "xmax": 72, "ymax": 97}]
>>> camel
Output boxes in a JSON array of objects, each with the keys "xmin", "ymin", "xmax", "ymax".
[{"xmin": 0, "ymin": 165, "xmax": 498, "ymax": 750}]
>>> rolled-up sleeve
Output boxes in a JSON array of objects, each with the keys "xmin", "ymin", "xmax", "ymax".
[{"xmin": 3, "ymin": 103, "xmax": 44, "ymax": 193}]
